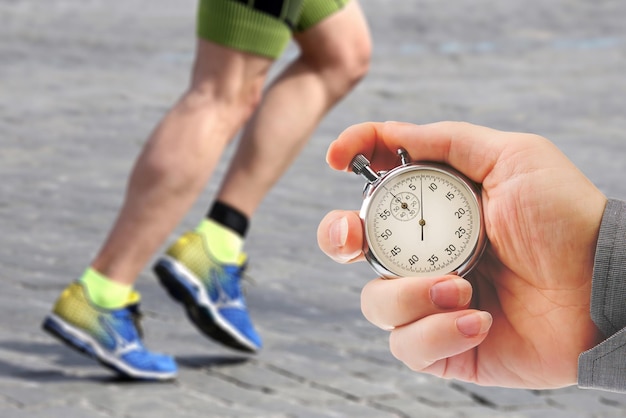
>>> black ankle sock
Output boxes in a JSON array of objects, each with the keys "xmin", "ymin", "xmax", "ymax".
[{"xmin": 207, "ymin": 201, "xmax": 249, "ymax": 237}]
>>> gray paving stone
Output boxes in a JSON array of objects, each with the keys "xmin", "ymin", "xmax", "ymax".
[
  {"xmin": 0, "ymin": 405, "xmax": 110, "ymax": 418},
  {"xmin": 544, "ymin": 391, "xmax": 626, "ymax": 417},
  {"xmin": 452, "ymin": 382, "xmax": 549, "ymax": 409}
]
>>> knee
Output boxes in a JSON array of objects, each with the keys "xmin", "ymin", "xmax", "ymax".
[
  {"xmin": 182, "ymin": 75, "xmax": 264, "ymax": 126},
  {"xmin": 337, "ymin": 35, "xmax": 372, "ymax": 88},
  {"xmin": 307, "ymin": 35, "xmax": 372, "ymax": 99}
]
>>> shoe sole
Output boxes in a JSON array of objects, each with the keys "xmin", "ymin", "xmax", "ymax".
[
  {"xmin": 153, "ymin": 256, "xmax": 259, "ymax": 353},
  {"xmin": 42, "ymin": 314, "xmax": 176, "ymax": 381}
]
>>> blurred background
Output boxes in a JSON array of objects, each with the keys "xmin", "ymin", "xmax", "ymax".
[{"xmin": 2, "ymin": 1, "xmax": 626, "ymax": 417}]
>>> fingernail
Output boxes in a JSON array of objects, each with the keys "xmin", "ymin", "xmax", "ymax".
[
  {"xmin": 325, "ymin": 143, "xmax": 335, "ymax": 165},
  {"xmin": 456, "ymin": 312, "xmax": 492, "ymax": 337},
  {"xmin": 430, "ymin": 278, "xmax": 471, "ymax": 309},
  {"xmin": 329, "ymin": 216, "xmax": 349, "ymax": 248},
  {"xmin": 329, "ymin": 216, "xmax": 360, "ymax": 262}
]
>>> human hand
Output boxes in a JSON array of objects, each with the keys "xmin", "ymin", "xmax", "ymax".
[{"xmin": 317, "ymin": 121, "xmax": 607, "ymax": 389}]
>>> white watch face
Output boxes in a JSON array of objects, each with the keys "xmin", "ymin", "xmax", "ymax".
[{"xmin": 362, "ymin": 165, "xmax": 483, "ymax": 278}]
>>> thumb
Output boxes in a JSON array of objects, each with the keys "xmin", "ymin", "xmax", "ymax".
[
  {"xmin": 317, "ymin": 210, "xmax": 365, "ymax": 264},
  {"xmin": 327, "ymin": 121, "xmax": 516, "ymax": 184}
]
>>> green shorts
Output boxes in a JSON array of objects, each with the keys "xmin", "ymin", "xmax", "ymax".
[{"xmin": 197, "ymin": 0, "xmax": 350, "ymax": 59}]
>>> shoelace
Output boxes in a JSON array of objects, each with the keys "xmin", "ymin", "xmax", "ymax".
[
  {"xmin": 240, "ymin": 265, "xmax": 256, "ymax": 286},
  {"xmin": 237, "ymin": 262, "xmax": 258, "ymax": 289},
  {"xmin": 126, "ymin": 304, "xmax": 144, "ymax": 339}
]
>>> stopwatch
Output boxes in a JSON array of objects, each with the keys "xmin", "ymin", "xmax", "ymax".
[{"xmin": 351, "ymin": 148, "xmax": 487, "ymax": 279}]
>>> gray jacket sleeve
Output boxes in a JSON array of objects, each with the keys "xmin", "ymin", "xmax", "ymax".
[{"xmin": 578, "ymin": 199, "xmax": 626, "ymax": 392}]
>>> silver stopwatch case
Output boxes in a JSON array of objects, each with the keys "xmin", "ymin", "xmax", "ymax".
[{"xmin": 351, "ymin": 149, "xmax": 487, "ymax": 279}]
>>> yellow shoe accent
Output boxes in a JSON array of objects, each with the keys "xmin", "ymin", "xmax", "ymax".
[
  {"xmin": 51, "ymin": 282, "xmax": 101, "ymax": 335},
  {"xmin": 165, "ymin": 231, "xmax": 247, "ymax": 284}
]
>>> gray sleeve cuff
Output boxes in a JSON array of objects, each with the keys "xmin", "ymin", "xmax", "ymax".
[
  {"xmin": 589, "ymin": 199, "xmax": 626, "ymax": 337},
  {"xmin": 578, "ymin": 198, "xmax": 626, "ymax": 392},
  {"xmin": 579, "ymin": 329, "xmax": 626, "ymax": 391}
]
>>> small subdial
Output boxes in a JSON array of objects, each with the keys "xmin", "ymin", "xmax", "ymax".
[{"xmin": 390, "ymin": 192, "xmax": 420, "ymax": 221}]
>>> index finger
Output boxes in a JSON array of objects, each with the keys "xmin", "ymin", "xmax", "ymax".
[{"xmin": 326, "ymin": 121, "xmax": 514, "ymax": 184}]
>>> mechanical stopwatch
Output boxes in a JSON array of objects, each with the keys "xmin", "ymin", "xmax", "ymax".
[{"xmin": 351, "ymin": 148, "xmax": 487, "ymax": 278}]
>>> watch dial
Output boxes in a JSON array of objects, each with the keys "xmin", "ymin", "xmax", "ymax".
[{"xmin": 364, "ymin": 166, "xmax": 482, "ymax": 278}]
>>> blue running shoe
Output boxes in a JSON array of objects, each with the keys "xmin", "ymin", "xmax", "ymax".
[
  {"xmin": 153, "ymin": 231, "xmax": 262, "ymax": 353},
  {"xmin": 42, "ymin": 282, "xmax": 177, "ymax": 380}
]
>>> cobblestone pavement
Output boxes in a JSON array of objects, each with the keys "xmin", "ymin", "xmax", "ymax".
[{"xmin": 3, "ymin": 0, "xmax": 626, "ymax": 417}]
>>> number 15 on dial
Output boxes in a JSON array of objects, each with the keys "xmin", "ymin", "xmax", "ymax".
[{"xmin": 351, "ymin": 148, "xmax": 487, "ymax": 279}]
